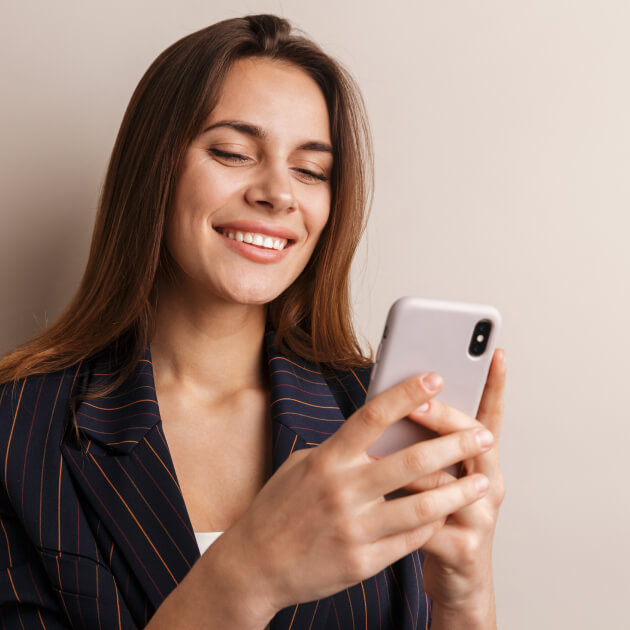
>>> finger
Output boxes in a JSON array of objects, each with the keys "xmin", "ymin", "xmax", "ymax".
[
  {"xmin": 407, "ymin": 398, "xmax": 482, "ymax": 435},
  {"xmin": 400, "ymin": 469, "xmax": 456, "ymax": 494},
  {"xmin": 356, "ymin": 427, "xmax": 494, "ymax": 500},
  {"xmin": 365, "ymin": 473, "xmax": 489, "ymax": 541},
  {"xmin": 476, "ymin": 348, "xmax": 506, "ymax": 440},
  {"xmin": 407, "ymin": 397, "xmax": 500, "ymax": 480},
  {"xmin": 325, "ymin": 372, "xmax": 444, "ymax": 460}
]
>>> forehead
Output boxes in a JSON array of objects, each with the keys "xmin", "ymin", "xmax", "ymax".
[{"xmin": 206, "ymin": 57, "xmax": 331, "ymax": 143}]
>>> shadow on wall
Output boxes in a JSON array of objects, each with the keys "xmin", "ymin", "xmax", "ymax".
[{"xmin": 0, "ymin": 191, "xmax": 95, "ymax": 358}]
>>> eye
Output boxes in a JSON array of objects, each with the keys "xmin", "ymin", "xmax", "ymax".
[
  {"xmin": 293, "ymin": 168, "xmax": 329, "ymax": 183},
  {"xmin": 209, "ymin": 149, "xmax": 250, "ymax": 163}
]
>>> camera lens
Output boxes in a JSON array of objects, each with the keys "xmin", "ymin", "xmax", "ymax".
[{"xmin": 469, "ymin": 320, "xmax": 492, "ymax": 357}]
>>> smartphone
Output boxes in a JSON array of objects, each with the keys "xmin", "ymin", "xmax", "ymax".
[{"xmin": 366, "ymin": 297, "xmax": 501, "ymax": 488}]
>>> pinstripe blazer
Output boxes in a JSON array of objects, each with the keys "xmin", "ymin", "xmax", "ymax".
[{"xmin": 0, "ymin": 329, "xmax": 431, "ymax": 629}]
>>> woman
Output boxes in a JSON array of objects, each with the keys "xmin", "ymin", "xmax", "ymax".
[{"xmin": 0, "ymin": 14, "xmax": 505, "ymax": 629}]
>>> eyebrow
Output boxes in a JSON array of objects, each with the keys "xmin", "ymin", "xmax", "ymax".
[{"xmin": 202, "ymin": 120, "xmax": 334, "ymax": 154}]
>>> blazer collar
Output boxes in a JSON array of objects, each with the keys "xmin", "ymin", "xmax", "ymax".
[
  {"xmin": 61, "ymin": 329, "xmax": 353, "ymax": 625},
  {"xmin": 72, "ymin": 329, "xmax": 348, "ymax": 455}
]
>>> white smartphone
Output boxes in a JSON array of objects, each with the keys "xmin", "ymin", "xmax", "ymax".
[{"xmin": 366, "ymin": 297, "xmax": 502, "ymax": 487}]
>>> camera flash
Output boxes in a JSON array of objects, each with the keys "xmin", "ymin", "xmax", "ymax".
[{"xmin": 476, "ymin": 334, "xmax": 485, "ymax": 342}]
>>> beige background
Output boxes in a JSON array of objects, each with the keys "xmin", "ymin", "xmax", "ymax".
[{"xmin": 2, "ymin": 1, "xmax": 628, "ymax": 628}]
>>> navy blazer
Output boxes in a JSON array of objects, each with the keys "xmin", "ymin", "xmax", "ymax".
[{"xmin": 0, "ymin": 330, "xmax": 431, "ymax": 629}]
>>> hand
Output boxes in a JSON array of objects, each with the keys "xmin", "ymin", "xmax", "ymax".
[
  {"xmin": 216, "ymin": 369, "xmax": 495, "ymax": 616},
  {"xmin": 404, "ymin": 349, "xmax": 506, "ymax": 624}
]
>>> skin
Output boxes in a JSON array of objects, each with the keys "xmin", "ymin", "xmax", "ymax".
[{"xmin": 147, "ymin": 56, "xmax": 505, "ymax": 630}]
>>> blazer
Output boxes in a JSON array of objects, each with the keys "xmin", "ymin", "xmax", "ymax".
[{"xmin": 0, "ymin": 329, "xmax": 431, "ymax": 629}]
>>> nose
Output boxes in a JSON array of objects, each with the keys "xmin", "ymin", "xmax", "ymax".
[{"xmin": 244, "ymin": 163, "xmax": 298, "ymax": 213}]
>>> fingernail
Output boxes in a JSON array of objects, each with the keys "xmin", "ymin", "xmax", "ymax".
[
  {"xmin": 414, "ymin": 402, "xmax": 430, "ymax": 414},
  {"xmin": 474, "ymin": 475, "xmax": 489, "ymax": 494},
  {"xmin": 475, "ymin": 429, "xmax": 494, "ymax": 449},
  {"xmin": 421, "ymin": 372, "xmax": 443, "ymax": 392}
]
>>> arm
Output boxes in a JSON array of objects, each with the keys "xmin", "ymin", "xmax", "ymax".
[{"xmin": 145, "ymin": 535, "xmax": 276, "ymax": 629}]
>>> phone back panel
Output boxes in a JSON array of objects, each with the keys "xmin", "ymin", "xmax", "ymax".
[{"xmin": 366, "ymin": 297, "xmax": 501, "ymax": 460}]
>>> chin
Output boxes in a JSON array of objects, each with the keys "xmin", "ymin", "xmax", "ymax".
[{"xmin": 223, "ymin": 280, "xmax": 286, "ymax": 305}]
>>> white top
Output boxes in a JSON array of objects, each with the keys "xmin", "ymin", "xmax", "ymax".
[
  {"xmin": 195, "ymin": 531, "xmax": 271, "ymax": 630},
  {"xmin": 194, "ymin": 531, "xmax": 223, "ymax": 555}
]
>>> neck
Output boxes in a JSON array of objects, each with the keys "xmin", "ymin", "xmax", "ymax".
[{"xmin": 150, "ymin": 279, "xmax": 269, "ymax": 401}]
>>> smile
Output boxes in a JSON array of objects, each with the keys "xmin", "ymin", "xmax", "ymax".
[{"xmin": 215, "ymin": 227, "xmax": 288, "ymax": 251}]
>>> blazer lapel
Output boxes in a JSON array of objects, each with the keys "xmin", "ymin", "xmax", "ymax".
[
  {"xmin": 60, "ymin": 348, "xmax": 200, "ymax": 612},
  {"xmin": 264, "ymin": 329, "xmax": 348, "ymax": 473}
]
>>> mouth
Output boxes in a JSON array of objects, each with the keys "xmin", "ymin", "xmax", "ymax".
[{"xmin": 214, "ymin": 227, "xmax": 294, "ymax": 251}]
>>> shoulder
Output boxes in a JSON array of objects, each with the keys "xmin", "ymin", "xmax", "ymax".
[{"xmin": 0, "ymin": 364, "xmax": 84, "ymax": 481}]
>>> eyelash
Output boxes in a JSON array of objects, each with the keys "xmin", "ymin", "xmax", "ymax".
[{"xmin": 209, "ymin": 149, "xmax": 329, "ymax": 182}]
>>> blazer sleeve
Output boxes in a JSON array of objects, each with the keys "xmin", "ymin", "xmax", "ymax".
[
  {"xmin": 0, "ymin": 479, "xmax": 70, "ymax": 628},
  {"xmin": 0, "ymin": 380, "xmax": 69, "ymax": 628}
]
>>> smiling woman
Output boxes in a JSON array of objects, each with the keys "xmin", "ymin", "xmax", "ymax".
[{"xmin": 0, "ymin": 13, "xmax": 504, "ymax": 630}]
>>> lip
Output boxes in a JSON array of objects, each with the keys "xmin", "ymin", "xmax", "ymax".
[{"xmin": 212, "ymin": 220, "xmax": 298, "ymax": 242}]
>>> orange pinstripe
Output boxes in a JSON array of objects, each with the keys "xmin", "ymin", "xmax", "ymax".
[
  {"xmin": 349, "ymin": 368, "xmax": 368, "ymax": 395},
  {"xmin": 289, "ymin": 433, "xmax": 298, "ymax": 455},
  {"xmin": 0, "ymin": 516, "xmax": 12, "ymax": 566},
  {"xmin": 274, "ymin": 411, "xmax": 345, "ymax": 423},
  {"xmin": 360, "ymin": 581, "xmax": 368, "ymax": 630},
  {"xmin": 16, "ymin": 605, "xmax": 26, "ymax": 630},
  {"xmin": 143, "ymin": 435, "xmax": 181, "ymax": 492},
  {"xmin": 389, "ymin": 566, "xmax": 415, "ymax": 630},
  {"xmin": 268, "ymin": 369, "xmax": 328, "ymax": 386},
  {"xmin": 344, "ymin": 588, "xmax": 357, "ymax": 629},
  {"xmin": 87, "ymin": 452, "xmax": 178, "ymax": 585},
  {"xmin": 114, "ymin": 574, "xmax": 122, "ymax": 630},
  {"xmin": 36, "ymin": 608, "xmax": 46, "ymax": 629},
  {"xmin": 268, "ymin": 356, "xmax": 324, "ymax": 376},
  {"xmin": 307, "ymin": 599, "xmax": 320, "ymax": 630},
  {"xmin": 271, "ymin": 397, "xmax": 339, "ymax": 410},
  {"xmin": 114, "ymin": 458, "xmax": 192, "ymax": 568},
  {"xmin": 287, "ymin": 604, "xmax": 299, "ymax": 630},
  {"xmin": 82, "ymin": 399, "xmax": 158, "ymax": 411},
  {"xmin": 4, "ymin": 379, "xmax": 26, "ymax": 489},
  {"xmin": 39, "ymin": 370, "xmax": 66, "ymax": 548},
  {"xmin": 55, "ymin": 557, "xmax": 72, "ymax": 622},
  {"xmin": 76, "ymin": 426, "xmax": 151, "ymax": 435},
  {"xmin": 6, "ymin": 567, "xmax": 20, "ymax": 601}
]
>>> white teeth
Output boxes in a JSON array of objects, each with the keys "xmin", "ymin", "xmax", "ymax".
[{"xmin": 221, "ymin": 229, "xmax": 288, "ymax": 251}]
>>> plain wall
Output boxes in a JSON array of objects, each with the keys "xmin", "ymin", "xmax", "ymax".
[{"xmin": 2, "ymin": 1, "xmax": 628, "ymax": 628}]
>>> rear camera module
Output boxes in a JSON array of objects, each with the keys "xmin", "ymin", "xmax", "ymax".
[{"xmin": 469, "ymin": 320, "xmax": 492, "ymax": 357}]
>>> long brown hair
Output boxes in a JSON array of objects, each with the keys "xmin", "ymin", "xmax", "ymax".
[{"xmin": 0, "ymin": 14, "xmax": 374, "ymax": 397}]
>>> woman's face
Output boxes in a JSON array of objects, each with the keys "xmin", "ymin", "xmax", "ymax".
[{"xmin": 165, "ymin": 56, "xmax": 333, "ymax": 306}]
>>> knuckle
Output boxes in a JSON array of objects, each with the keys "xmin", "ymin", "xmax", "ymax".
[
  {"xmin": 336, "ymin": 517, "xmax": 365, "ymax": 546},
  {"xmin": 321, "ymin": 481, "xmax": 353, "ymax": 515},
  {"xmin": 403, "ymin": 376, "xmax": 425, "ymax": 402},
  {"xmin": 361, "ymin": 402, "xmax": 384, "ymax": 429},
  {"xmin": 413, "ymin": 495, "xmax": 435, "ymax": 523},
  {"xmin": 340, "ymin": 548, "xmax": 369, "ymax": 582},
  {"xmin": 457, "ymin": 533, "xmax": 482, "ymax": 564},
  {"xmin": 402, "ymin": 445, "xmax": 429, "ymax": 474}
]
